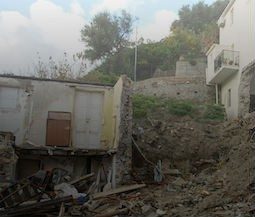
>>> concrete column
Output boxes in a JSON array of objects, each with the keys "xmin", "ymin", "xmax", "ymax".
[{"xmin": 215, "ymin": 84, "xmax": 219, "ymax": 104}]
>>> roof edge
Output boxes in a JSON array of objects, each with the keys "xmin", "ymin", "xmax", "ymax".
[
  {"xmin": 0, "ymin": 74, "xmax": 114, "ymax": 87},
  {"xmin": 218, "ymin": 0, "xmax": 236, "ymax": 24},
  {"xmin": 206, "ymin": 43, "xmax": 218, "ymax": 56}
]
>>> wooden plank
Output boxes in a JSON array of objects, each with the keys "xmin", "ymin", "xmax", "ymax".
[
  {"xmin": 92, "ymin": 184, "xmax": 146, "ymax": 199},
  {"xmin": 0, "ymin": 196, "xmax": 73, "ymax": 216},
  {"xmin": 58, "ymin": 202, "xmax": 65, "ymax": 217},
  {"xmin": 69, "ymin": 173, "xmax": 95, "ymax": 185}
]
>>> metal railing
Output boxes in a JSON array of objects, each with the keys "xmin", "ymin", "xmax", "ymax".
[{"xmin": 214, "ymin": 50, "xmax": 240, "ymax": 73}]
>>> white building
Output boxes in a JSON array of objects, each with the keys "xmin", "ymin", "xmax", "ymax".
[{"xmin": 206, "ymin": 0, "xmax": 255, "ymax": 118}]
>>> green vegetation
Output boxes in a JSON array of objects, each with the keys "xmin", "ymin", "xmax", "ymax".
[
  {"xmin": 81, "ymin": 71, "xmax": 118, "ymax": 85},
  {"xmin": 82, "ymin": 0, "xmax": 229, "ymax": 81},
  {"xmin": 133, "ymin": 94, "xmax": 162, "ymax": 118},
  {"xmin": 133, "ymin": 94, "xmax": 225, "ymax": 120},
  {"xmin": 81, "ymin": 10, "xmax": 133, "ymax": 62},
  {"xmin": 203, "ymin": 104, "xmax": 225, "ymax": 120},
  {"xmin": 34, "ymin": 1, "xmax": 229, "ymax": 82},
  {"xmin": 166, "ymin": 100, "xmax": 195, "ymax": 116}
]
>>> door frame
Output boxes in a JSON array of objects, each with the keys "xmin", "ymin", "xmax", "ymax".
[{"xmin": 72, "ymin": 88, "xmax": 105, "ymax": 149}]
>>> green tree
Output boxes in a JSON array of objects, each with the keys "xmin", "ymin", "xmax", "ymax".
[
  {"xmin": 164, "ymin": 27, "xmax": 202, "ymax": 63},
  {"xmin": 82, "ymin": 0, "xmax": 229, "ymax": 81},
  {"xmin": 81, "ymin": 10, "xmax": 133, "ymax": 62},
  {"xmin": 171, "ymin": 0, "xmax": 229, "ymax": 34}
]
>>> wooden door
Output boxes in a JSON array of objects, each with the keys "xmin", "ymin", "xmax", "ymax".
[{"xmin": 46, "ymin": 112, "xmax": 71, "ymax": 147}]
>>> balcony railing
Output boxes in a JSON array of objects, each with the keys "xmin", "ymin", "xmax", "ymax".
[{"xmin": 214, "ymin": 50, "xmax": 239, "ymax": 73}]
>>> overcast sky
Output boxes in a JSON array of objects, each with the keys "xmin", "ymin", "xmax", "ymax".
[{"xmin": 0, "ymin": 0, "xmax": 216, "ymax": 74}]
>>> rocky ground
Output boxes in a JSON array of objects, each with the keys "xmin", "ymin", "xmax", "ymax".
[
  {"xmin": 1, "ymin": 100, "xmax": 254, "ymax": 216},
  {"xmin": 131, "ymin": 110, "xmax": 255, "ymax": 217}
]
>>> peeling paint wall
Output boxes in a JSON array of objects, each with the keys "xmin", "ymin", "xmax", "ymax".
[{"xmin": 0, "ymin": 76, "xmax": 126, "ymax": 151}]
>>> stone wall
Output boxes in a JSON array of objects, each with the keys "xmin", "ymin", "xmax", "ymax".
[
  {"xmin": 153, "ymin": 68, "xmax": 176, "ymax": 78},
  {"xmin": 238, "ymin": 61, "xmax": 255, "ymax": 118},
  {"xmin": 134, "ymin": 76, "xmax": 215, "ymax": 104},
  {"xmin": 115, "ymin": 76, "xmax": 133, "ymax": 184},
  {"xmin": 175, "ymin": 58, "xmax": 207, "ymax": 77}
]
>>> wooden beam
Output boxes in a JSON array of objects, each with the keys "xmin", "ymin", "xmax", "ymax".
[
  {"xmin": 69, "ymin": 173, "xmax": 94, "ymax": 185},
  {"xmin": 92, "ymin": 184, "xmax": 146, "ymax": 199}
]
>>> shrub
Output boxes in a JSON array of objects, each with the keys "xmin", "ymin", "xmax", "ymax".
[
  {"xmin": 166, "ymin": 100, "xmax": 195, "ymax": 116},
  {"xmin": 203, "ymin": 104, "xmax": 225, "ymax": 120},
  {"xmin": 133, "ymin": 94, "xmax": 161, "ymax": 118},
  {"xmin": 82, "ymin": 71, "xmax": 118, "ymax": 85}
]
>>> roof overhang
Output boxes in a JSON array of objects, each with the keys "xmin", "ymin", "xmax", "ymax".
[
  {"xmin": 206, "ymin": 44, "xmax": 218, "ymax": 56},
  {"xmin": 217, "ymin": 0, "xmax": 236, "ymax": 26}
]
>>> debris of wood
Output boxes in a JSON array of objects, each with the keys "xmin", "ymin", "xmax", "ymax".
[
  {"xmin": 0, "ymin": 196, "xmax": 73, "ymax": 217},
  {"xmin": 94, "ymin": 207, "xmax": 129, "ymax": 217},
  {"xmin": 58, "ymin": 202, "xmax": 65, "ymax": 217},
  {"xmin": 69, "ymin": 173, "xmax": 94, "ymax": 186},
  {"xmin": 92, "ymin": 184, "xmax": 146, "ymax": 199}
]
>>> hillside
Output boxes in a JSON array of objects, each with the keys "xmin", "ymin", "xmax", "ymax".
[{"xmin": 131, "ymin": 96, "xmax": 254, "ymax": 217}]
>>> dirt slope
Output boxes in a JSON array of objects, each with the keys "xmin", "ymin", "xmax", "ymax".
[{"xmin": 132, "ymin": 111, "xmax": 255, "ymax": 217}]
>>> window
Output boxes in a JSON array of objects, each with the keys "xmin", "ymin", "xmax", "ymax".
[
  {"xmin": 230, "ymin": 8, "xmax": 234, "ymax": 25},
  {"xmin": 228, "ymin": 89, "xmax": 231, "ymax": 107},
  {"xmin": 0, "ymin": 87, "xmax": 19, "ymax": 109}
]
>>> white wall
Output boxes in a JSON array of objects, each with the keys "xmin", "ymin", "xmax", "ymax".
[
  {"xmin": 219, "ymin": 0, "xmax": 255, "ymax": 70},
  {"xmin": 0, "ymin": 76, "xmax": 117, "ymax": 150},
  {"xmin": 220, "ymin": 73, "xmax": 240, "ymax": 118},
  {"xmin": 206, "ymin": 0, "xmax": 255, "ymax": 118},
  {"xmin": 0, "ymin": 78, "xmax": 32, "ymax": 144},
  {"xmin": 219, "ymin": 0, "xmax": 255, "ymax": 118}
]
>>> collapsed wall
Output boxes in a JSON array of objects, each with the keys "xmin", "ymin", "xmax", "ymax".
[
  {"xmin": 114, "ymin": 76, "xmax": 133, "ymax": 184},
  {"xmin": 239, "ymin": 61, "xmax": 255, "ymax": 118}
]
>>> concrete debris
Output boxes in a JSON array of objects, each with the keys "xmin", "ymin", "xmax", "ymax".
[
  {"xmin": 167, "ymin": 168, "xmax": 182, "ymax": 176},
  {"xmin": 156, "ymin": 209, "xmax": 167, "ymax": 216},
  {"xmin": 132, "ymin": 109, "xmax": 255, "ymax": 216},
  {"xmin": 0, "ymin": 169, "xmax": 150, "ymax": 217},
  {"xmin": 54, "ymin": 183, "xmax": 86, "ymax": 198}
]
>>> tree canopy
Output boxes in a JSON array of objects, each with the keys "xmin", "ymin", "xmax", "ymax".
[
  {"xmin": 78, "ymin": 0, "xmax": 230, "ymax": 83},
  {"xmin": 171, "ymin": 0, "xmax": 229, "ymax": 34},
  {"xmin": 81, "ymin": 10, "xmax": 133, "ymax": 62}
]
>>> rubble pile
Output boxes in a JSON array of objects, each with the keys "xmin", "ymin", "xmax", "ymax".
[
  {"xmin": 132, "ymin": 111, "xmax": 255, "ymax": 216},
  {"xmin": 1, "ymin": 105, "xmax": 254, "ymax": 216},
  {"xmin": 0, "ymin": 133, "xmax": 17, "ymax": 191},
  {"xmin": 0, "ymin": 168, "xmax": 151, "ymax": 217}
]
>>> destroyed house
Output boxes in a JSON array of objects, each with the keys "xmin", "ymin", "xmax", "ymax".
[{"xmin": 0, "ymin": 75, "xmax": 132, "ymax": 187}]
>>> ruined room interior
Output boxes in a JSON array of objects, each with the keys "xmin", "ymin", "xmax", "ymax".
[{"xmin": 0, "ymin": 75, "xmax": 132, "ymax": 190}]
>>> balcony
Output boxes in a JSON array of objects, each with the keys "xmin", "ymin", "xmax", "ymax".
[{"xmin": 210, "ymin": 50, "xmax": 239, "ymax": 84}]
